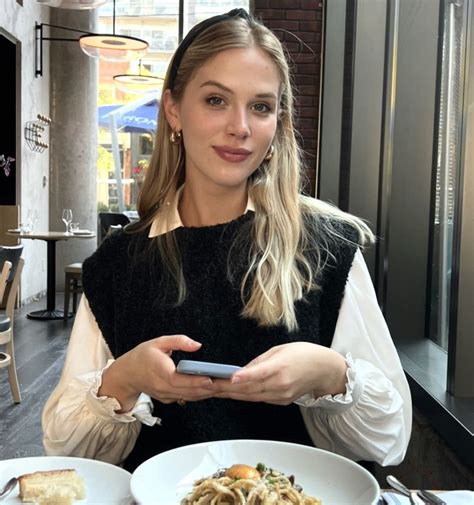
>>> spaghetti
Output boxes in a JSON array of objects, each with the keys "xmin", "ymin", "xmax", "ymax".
[{"xmin": 180, "ymin": 463, "xmax": 321, "ymax": 504}]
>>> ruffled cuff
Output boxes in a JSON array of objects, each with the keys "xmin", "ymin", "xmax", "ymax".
[
  {"xmin": 86, "ymin": 359, "xmax": 161, "ymax": 427},
  {"xmin": 294, "ymin": 353, "xmax": 363, "ymax": 414}
]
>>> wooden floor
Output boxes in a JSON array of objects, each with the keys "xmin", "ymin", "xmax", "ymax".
[{"xmin": 0, "ymin": 293, "xmax": 74, "ymax": 460}]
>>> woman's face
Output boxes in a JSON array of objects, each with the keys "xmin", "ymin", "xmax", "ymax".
[{"xmin": 165, "ymin": 46, "xmax": 280, "ymax": 192}]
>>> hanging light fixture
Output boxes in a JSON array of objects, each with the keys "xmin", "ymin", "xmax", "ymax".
[
  {"xmin": 79, "ymin": 0, "xmax": 148, "ymax": 61},
  {"xmin": 113, "ymin": 60, "xmax": 164, "ymax": 94},
  {"xmin": 36, "ymin": 0, "xmax": 106, "ymax": 9},
  {"xmin": 35, "ymin": 0, "xmax": 148, "ymax": 75},
  {"xmin": 35, "ymin": 23, "xmax": 149, "ymax": 76}
]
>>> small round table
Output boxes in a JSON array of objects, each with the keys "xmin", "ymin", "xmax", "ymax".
[{"xmin": 6, "ymin": 231, "xmax": 96, "ymax": 320}]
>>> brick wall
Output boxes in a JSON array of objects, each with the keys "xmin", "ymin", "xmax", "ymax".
[{"xmin": 253, "ymin": 0, "xmax": 323, "ymax": 194}]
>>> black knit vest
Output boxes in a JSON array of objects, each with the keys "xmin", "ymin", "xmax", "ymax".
[{"xmin": 82, "ymin": 212, "xmax": 359, "ymax": 471}]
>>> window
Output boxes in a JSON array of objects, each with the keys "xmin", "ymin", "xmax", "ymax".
[
  {"xmin": 150, "ymin": 30, "xmax": 165, "ymax": 51},
  {"xmin": 130, "ymin": 0, "xmax": 141, "ymax": 15},
  {"xmin": 318, "ymin": 0, "xmax": 474, "ymax": 472},
  {"xmin": 97, "ymin": 0, "xmax": 249, "ymax": 213},
  {"xmin": 428, "ymin": 2, "xmax": 466, "ymax": 351}
]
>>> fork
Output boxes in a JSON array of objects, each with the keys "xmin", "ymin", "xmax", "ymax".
[
  {"xmin": 0, "ymin": 477, "xmax": 18, "ymax": 500},
  {"xmin": 386, "ymin": 475, "xmax": 425, "ymax": 505}
]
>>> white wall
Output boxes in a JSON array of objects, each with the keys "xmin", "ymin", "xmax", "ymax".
[{"xmin": 2, "ymin": 1, "xmax": 50, "ymax": 302}]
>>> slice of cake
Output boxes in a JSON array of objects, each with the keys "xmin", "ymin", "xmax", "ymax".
[{"xmin": 18, "ymin": 469, "xmax": 86, "ymax": 504}]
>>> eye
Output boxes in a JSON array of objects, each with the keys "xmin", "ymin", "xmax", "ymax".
[
  {"xmin": 206, "ymin": 96, "xmax": 225, "ymax": 107},
  {"xmin": 252, "ymin": 102, "xmax": 273, "ymax": 114}
]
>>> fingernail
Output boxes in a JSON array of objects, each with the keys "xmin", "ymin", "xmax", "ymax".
[
  {"xmin": 231, "ymin": 376, "xmax": 241, "ymax": 384},
  {"xmin": 201, "ymin": 378, "xmax": 213, "ymax": 387},
  {"xmin": 190, "ymin": 340, "xmax": 202, "ymax": 348}
]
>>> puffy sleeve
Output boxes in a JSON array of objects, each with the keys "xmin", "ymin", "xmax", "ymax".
[
  {"xmin": 42, "ymin": 296, "xmax": 159, "ymax": 465},
  {"xmin": 298, "ymin": 249, "xmax": 412, "ymax": 466}
]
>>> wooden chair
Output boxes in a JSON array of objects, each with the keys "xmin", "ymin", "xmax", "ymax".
[
  {"xmin": 0, "ymin": 246, "xmax": 24, "ymax": 403},
  {"xmin": 0, "ymin": 260, "xmax": 11, "ymax": 304},
  {"xmin": 63, "ymin": 263, "xmax": 83, "ymax": 321},
  {"xmin": 0, "ymin": 262, "xmax": 13, "ymax": 376}
]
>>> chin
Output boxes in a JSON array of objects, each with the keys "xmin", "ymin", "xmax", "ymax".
[
  {"xmin": 218, "ymin": 175, "xmax": 255, "ymax": 188},
  {"xmin": 211, "ymin": 167, "xmax": 258, "ymax": 188}
]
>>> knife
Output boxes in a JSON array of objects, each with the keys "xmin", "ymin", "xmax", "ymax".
[{"xmin": 417, "ymin": 489, "xmax": 447, "ymax": 505}]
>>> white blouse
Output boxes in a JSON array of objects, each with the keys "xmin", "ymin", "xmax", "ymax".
[{"xmin": 42, "ymin": 248, "xmax": 412, "ymax": 467}]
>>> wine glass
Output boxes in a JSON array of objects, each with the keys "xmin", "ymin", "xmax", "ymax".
[{"xmin": 61, "ymin": 208, "xmax": 73, "ymax": 235}]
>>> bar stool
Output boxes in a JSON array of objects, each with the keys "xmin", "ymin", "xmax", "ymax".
[{"xmin": 63, "ymin": 263, "xmax": 83, "ymax": 320}]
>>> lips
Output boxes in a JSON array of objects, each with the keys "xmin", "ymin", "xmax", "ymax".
[{"xmin": 213, "ymin": 146, "xmax": 252, "ymax": 163}]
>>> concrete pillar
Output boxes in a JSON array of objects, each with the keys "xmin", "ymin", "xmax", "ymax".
[{"xmin": 49, "ymin": 10, "xmax": 98, "ymax": 290}]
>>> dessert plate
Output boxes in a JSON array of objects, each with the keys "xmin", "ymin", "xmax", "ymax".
[{"xmin": 0, "ymin": 456, "xmax": 132, "ymax": 504}]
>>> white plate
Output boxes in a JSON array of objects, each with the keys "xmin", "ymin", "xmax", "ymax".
[
  {"xmin": 0, "ymin": 456, "xmax": 133, "ymax": 504},
  {"xmin": 130, "ymin": 439, "xmax": 380, "ymax": 505}
]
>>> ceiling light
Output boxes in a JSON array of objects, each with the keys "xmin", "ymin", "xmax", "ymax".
[
  {"xmin": 78, "ymin": 0, "xmax": 148, "ymax": 61},
  {"xmin": 35, "ymin": 0, "xmax": 149, "ymax": 75},
  {"xmin": 79, "ymin": 34, "xmax": 148, "ymax": 62},
  {"xmin": 113, "ymin": 61, "xmax": 164, "ymax": 94}
]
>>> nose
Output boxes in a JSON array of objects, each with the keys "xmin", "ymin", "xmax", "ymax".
[{"xmin": 226, "ymin": 106, "xmax": 251, "ymax": 139}]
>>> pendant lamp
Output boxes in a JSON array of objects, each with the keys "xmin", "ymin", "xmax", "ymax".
[
  {"xmin": 36, "ymin": 0, "xmax": 106, "ymax": 9},
  {"xmin": 113, "ymin": 60, "xmax": 164, "ymax": 94},
  {"xmin": 35, "ymin": 0, "xmax": 148, "ymax": 70},
  {"xmin": 79, "ymin": 0, "xmax": 148, "ymax": 61}
]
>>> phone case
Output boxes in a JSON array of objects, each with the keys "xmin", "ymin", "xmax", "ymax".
[{"xmin": 177, "ymin": 360, "xmax": 242, "ymax": 379}]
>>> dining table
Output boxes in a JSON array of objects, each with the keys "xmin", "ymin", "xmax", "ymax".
[{"xmin": 6, "ymin": 230, "xmax": 95, "ymax": 320}]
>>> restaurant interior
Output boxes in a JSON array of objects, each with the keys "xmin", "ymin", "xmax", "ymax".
[{"xmin": 1, "ymin": 0, "xmax": 473, "ymax": 500}]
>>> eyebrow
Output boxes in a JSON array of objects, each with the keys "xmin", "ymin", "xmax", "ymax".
[{"xmin": 199, "ymin": 80, "xmax": 278, "ymax": 100}]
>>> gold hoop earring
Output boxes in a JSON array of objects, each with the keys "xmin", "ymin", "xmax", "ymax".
[
  {"xmin": 264, "ymin": 145, "xmax": 274, "ymax": 161},
  {"xmin": 170, "ymin": 130, "xmax": 182, "ymax": 145}
]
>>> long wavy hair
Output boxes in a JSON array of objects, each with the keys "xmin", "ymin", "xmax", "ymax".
[{"xmin": 127, "ymin": 13, "xmax": 374, "ymax": 331}]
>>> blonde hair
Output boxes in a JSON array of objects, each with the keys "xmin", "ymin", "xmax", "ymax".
[{"xmin": 128, "ymin": 13, "xmax": 374, "ymax": 331}]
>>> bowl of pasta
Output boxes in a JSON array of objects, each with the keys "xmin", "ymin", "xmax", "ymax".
[{"xmin": 130, "ymin": 439, "xmax": 380, "ymax": 504}]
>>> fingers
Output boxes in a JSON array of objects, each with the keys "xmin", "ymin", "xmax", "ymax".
[
  {"xmin": 150, "ymin": 367, "xmax": 214, "ymax": 402},
  {"xmin": 169, "ymin": 372, "xmax": 213, "ymax": 390},
  {"xmin": 231, "ymin": 362, "xmax": 270, "ymax": 385},
  {"xmin": 140, "ymin": 335, "xmax": 212, "ymax": 401},
  {"xmin": 212, "ymin": 377, "xmax": 265, "ymax": 392},
  {"xmin": 150, "ymin": 360, "xmax": 213, "ymax": 392},
  {"xmin": 158, "ymin": 373, "xmax": 215, "ymax": 402},
  {"xmin": 231, "ymin": 346, "xmax": 282, "ymax": 385},
  {"xmin": 150, "ymin": 379, "xmax": 214, "ymax": 403},
  {"xmin": 154, "ymin": 334, "xmax": 202, "ymax": 353},
  {"xmin": 147, "ymin": 340, "xmax": 299, "ymax": 406},
  {"xmin": 212, "ymin": 375, "xmax": 296, "ymax": 405}
]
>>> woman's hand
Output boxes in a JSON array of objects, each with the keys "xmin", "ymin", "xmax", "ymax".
[
  {"xmin": 209, "ymin": 342, "xmax": 348, "ymax": 405},
  {"xmin": 99, "ymin": 335, "xmax": 214, "ymax": 412}
]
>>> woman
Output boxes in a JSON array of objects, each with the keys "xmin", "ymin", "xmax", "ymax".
[{"xmin": 42, "ymin": 9, "xmax": 411, "ymax": 471}]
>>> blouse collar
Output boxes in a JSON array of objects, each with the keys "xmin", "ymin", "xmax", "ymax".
[{"xmin": 148, "ymin": 186, "xmax": 255, "ymax": 238}]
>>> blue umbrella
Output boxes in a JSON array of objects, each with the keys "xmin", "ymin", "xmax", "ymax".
[{"xmin": 98, "ymin": 100, "xmax": 159, "ymax": 133}]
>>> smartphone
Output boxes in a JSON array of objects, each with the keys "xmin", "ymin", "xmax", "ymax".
[{"xmin": 177, "ymin": 360, "xmax": 242, "ymax": 379}]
